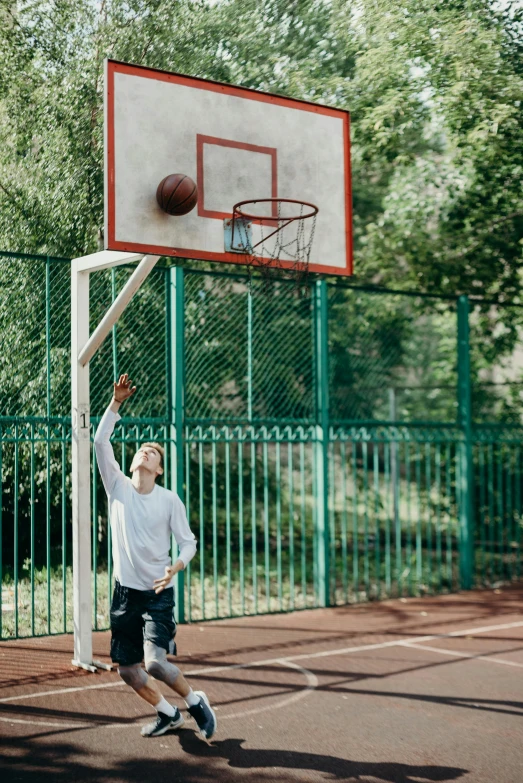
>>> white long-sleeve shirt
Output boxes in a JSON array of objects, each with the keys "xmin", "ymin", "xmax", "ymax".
[{"xmin": 94, "ymin": 407, "xmax": 197, "ymax": 591}]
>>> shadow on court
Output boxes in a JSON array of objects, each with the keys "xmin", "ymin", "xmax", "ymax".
[
  {"xmin": 142, "ymin": 587, "xmax": 523, "ymax": 665},
  {"xmin": 2, "ymin": 585, "xmax": 522, "ymax": 693},
  {"xmin": 0, "ymin": 730, "xmax": 468, "ymax": 783},
  {"xmin": 180, "ymin": 729, "xmax": 468, "ymax": 782},
  {"xmin": 1, "ymin": 585, "xmax": 522, "ymax": 782}
]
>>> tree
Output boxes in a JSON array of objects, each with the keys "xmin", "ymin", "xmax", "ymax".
[{"xmin": 1, "ymin": 0, "xmax": 522, "ymax": 423}]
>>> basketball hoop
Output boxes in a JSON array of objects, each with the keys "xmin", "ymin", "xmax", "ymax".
[{"xmin": 224, "ymin": 198, "xmax": 318, "ymax": 290}]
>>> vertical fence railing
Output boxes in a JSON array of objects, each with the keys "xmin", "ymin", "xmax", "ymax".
[
  {"xmin": 329, "ymin": 426, "xmax": 462, "ymax": 602},
  {"xmin": 457, "ymin": 295, "xmax": 474, "ymax": 589},
  {"xmin": 1, "ymin": 253, "xmax": 523, "ymax": 639},
  {"xmin": 473, "ymin": 428, "xmax": 523, "ymax": 585},
  {"xmin": 183, "ymin": 424, "xmax": 319, "ymax": 620},
  {"xmin": 315, "ymin": 279, "xmax": 330, "ymax": 606},
  {"xmin": 172, "ymin": 266, "xmax": 186, "ymax": 623}
]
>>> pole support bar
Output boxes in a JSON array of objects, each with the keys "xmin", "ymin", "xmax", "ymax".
[{"xmin": 78, "ymin": 255, "xmax": 160, "ymax": 366}]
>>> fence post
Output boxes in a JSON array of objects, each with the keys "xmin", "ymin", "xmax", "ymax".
[
  {"xmin": 45, "ymin": 257, "xmax": 52, "ymax": 631},
  {"xmin": 170, "ymin": 266, "xmax": 186, "ymax": 622},
  {"xmin": 457, "ymin": 295, "xmax": 474, "ymax": 589},
  {"xmin": 46, "ymin": 257, "xmax": 52, "ymax": 417},
  {"xmin": 247, "ymin": 289, "xmax": 253, "ymax": 422},
  {"xmin": 315, "ymin": 279, "xmax": 330, "ymax": 606}
]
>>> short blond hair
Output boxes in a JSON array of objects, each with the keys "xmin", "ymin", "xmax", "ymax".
[{"xmin": 141, "ymin": 442, "xmax": 164, "ymax": 468}]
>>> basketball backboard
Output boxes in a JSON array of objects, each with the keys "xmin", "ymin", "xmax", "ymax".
[{"xmin": 105, "ymin": 60, "xmax": 352, "ymax": 276}]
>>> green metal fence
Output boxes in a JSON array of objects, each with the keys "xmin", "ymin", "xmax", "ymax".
[{"xmin": 1, "ymin": 250, "xmax": 522, "ymax": 639}]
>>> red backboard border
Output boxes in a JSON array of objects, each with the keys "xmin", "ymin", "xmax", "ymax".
[{"xmin": 105, "ymin": 59, "xmax": 353, "ymax": 277}]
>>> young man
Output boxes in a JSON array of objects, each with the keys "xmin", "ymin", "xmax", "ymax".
[{"xmin": 94, "ymin": 373, "xmax": 216, "ymax": 740}]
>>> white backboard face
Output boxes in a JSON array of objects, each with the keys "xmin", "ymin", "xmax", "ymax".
[{"xmin": 105, "ymin": 60, "xmax": 352, "ymax": 276}]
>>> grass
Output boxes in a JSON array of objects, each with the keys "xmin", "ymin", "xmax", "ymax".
[{"xmin": 2, "ymin": 543, "xmax": 514, "ymax": 640}]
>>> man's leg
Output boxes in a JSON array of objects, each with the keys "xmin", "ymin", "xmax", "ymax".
[
  {"xmin": 110, "ymin": 582, "xmax": 183, "ymax": 737},
  {"xmin": 118, "ymin": 662, "xmax": 164, "ymax": 705},
  {"xmin": 143, "ymin": 591, "xmax": 200, "ymax": 703},
  {"xmin": 118, "ymin": 662, "xmax": 185, "ymax": 737},
  {"xmin": 144, "ymin": 640, "xmax": 191, "ymax": 697},
  {"xmin": 144, "ymin": 584, "xmax": 217, "ymax": 740},
  {"xmin": 143, "ymin": 641, "xmax": 216, "ymax": 740}
]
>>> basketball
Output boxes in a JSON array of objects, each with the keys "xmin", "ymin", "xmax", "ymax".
[{"xmin": 156, "ymin": 173, "xmax": 198, "ymax": 216}]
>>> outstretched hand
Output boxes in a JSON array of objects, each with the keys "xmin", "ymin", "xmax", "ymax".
[{"xmin": 113, "ymin": 373, "xmax": 136, "ymax": 404}]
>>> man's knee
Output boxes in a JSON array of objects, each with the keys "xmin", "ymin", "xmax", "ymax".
[
  {"xmin": 117, "ymin": 663, "xmax": 148, "ymax": 691},
  {"xmin": 144, "ymin": 641, "xmax": 180, "ymax": 685}
]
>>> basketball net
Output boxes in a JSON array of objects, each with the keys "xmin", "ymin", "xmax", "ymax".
[{"xmin": 231, "ymin": 199, "xmax": 318, "ymax": 294}]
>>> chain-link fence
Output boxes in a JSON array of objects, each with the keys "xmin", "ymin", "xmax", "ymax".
[
  {"xmin": 5, "ymin": 253, "xmax": 523, "ymax": 426},
  {"xmin": 185, "ymin": 272, "xmax": 316, "ymax": 422},
  {"xmin": 1, "ymin": 251, "xmax": 523, "ymax": 638},
  {"xmin": 328, "ymin": 287, "xmax": 459, "ymax": 423},
  {"xmin": 0, "ymin": 253, "xmax": 169, "ymax": 420}
]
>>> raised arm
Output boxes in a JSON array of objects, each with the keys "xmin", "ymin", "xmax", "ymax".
[{"xmin": 94, "ymin": 374, "xmax": 136, "ymax": 494}]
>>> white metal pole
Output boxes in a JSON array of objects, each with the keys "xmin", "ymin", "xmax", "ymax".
[
  {"xmin": 71, "ymin": 259, "xmax": 96, "ymax": 671},
  {"xmin": 78, "ymin": 255, "xmax": 159, "ymax": 367},
  {"xmin": 70, "ymin": 251, "xmax": 160, "ymax": 671},
  {"xmin": 70, "ymin": 251, "xmax": 159, "ymax": 671}
]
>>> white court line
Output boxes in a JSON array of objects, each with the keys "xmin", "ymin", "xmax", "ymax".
[
  {"xmin": 400, "ymin": 641, "xmax": 523, "ymax": 669},
  {"xmin": 0, "ymin": 659, "xmax": 318, "ymax": 730},
  {"xmin": 444, "ymin": 620, "xmax": 523, "ymax": 637},
  {"xmin": 185, "ymin": 619, "xmax": 523, "ymax": 676},
  {"xmin": 0, "ymin": 716, "xmax": 87, "ymax": 728},
  {"xmin": 1, "ymin": 618, "xmax": 522, "ymax": 705},
  {"xmin": 220, "ymin": 659, "xmax": 318, "ymax": 721},
  {"xmin": 104, "ymin": 659, "xmax": 318, "ymax": 728},
  {"xmin": 0, "ymin": 680, "xmax": 127, "ymax": 703}
]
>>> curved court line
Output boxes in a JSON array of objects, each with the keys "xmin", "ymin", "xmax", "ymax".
[
  {"xmin": 0, "ymin": 659, "xmax": 317, "ymax": 731},
  {"xmin": 105, "ymin": 658, "xmax": 318, "ymax": 728},
  {"xmin": 1, "ymin": 618, "xmax": 522, "ymax": 706},
  {"xmin": 220, "ymin": 659, "xmax": 318, "ymax": 720}
]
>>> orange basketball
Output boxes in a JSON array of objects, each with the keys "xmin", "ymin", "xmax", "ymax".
[{"xmin": 156, "ymin": 174, "xmax": 198, "ymax": 216}]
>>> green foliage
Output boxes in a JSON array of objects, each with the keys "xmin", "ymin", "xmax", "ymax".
[
  {"xmin": 2, "ymin": 2, "xmax": 522, "ymax": 635},
  {"xmin": 0, "ymin": 1, "xmax": 520, "ymax": 274},
  {"xmin": 356, "ymin": 0, "xmax": 523, "ymax": 298},
  {"xmin": 329, "ymin": 287, "xmax": 459, "ymax": 421},
  {"xmin": 0, "ymin": 1, "xmax": 522, "ymax": 419}
]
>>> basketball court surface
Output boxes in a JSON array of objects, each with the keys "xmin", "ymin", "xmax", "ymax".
[{"xmin": 1, "ymin": 585, "xmax": 522, "ymax": 783}]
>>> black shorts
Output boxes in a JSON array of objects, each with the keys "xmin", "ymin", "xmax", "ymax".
[{"xmin": 110, "ymin": 581, "xmax": 177, "ymax": 666}]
